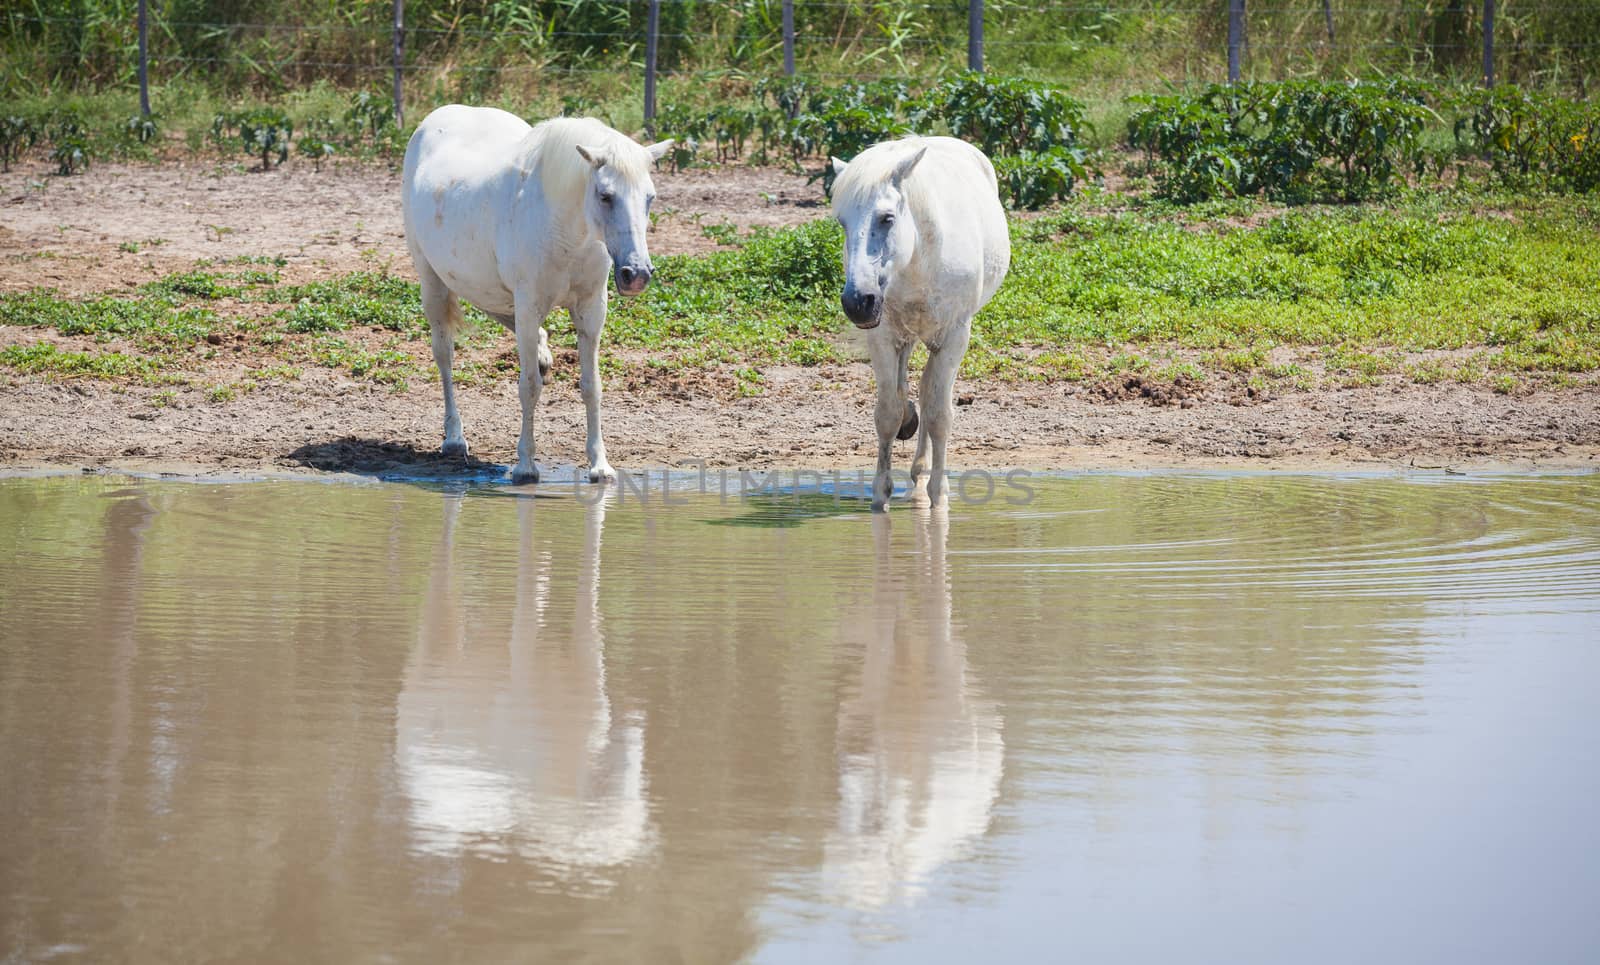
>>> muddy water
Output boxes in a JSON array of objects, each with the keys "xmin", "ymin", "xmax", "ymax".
[{"xmin": 1, "ymin": 472, "xmax": 1597, "ymax": 964}]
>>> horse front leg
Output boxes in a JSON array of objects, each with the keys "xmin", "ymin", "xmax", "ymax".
[
  {"xmin": 511, "ymin": 290, "xmax": 554, "ymax": 485},
  {"xmin": 867, "ymin": 331, "xmax": 911, "ymax": 512},
  {"xmin": 917, "ymin": 321, "xmax": 971, "ymax": 510},
  {"xmin": 571, "ymin": 289, "xmax": 614, "ymax": 483}
]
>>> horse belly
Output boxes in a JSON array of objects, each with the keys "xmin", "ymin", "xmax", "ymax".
[{"xmin": 410, "ymin": 191, "xmax": 516, "ymax": 316}]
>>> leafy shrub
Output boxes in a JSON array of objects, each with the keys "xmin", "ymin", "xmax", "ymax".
[
  {"xmin": 45, "ymin": 111, "xmax": 91, "ymax": 175},
  {"xmin": 0, "ymin": 114, "xmax": 37, "ymax": 172},
  {"xmin": 668, "ymin": 74, "xmax": 1089, "ymax": 206},
  {"xmin": 1258, "ymin": 80, "xmax": 1432, "ymax": 200},
  {"xmin": 657, "ymin": 103, "xmax": 781, "ymax": 167},
  {"xmin": 708, "ymin": 105, "xmax": 758, "ymax": 163},
  {"xmin": 344, "ymin": 90, "xmax": 394, "ymax": 142},
  {"xmin": 1128, "ymin": 81, "xmax": 1434, "ymax": 202},
  {"xmin": 122, "ymin": 113, "xmax": 158, "ymax": 145},
  {"xmin": 995, "ymin": 147, "xmax": 1089, "ymax": 209},
  {"xmin": 213, "ymin": 108, "xmax": 292, "ymax": 170},
  {"xmin": 805, "ymin": 79, "xmax": 917, "ymax": 118},
  {"xmin": 935, "ymin": 73, "xmax": 1088, "ymax": 158},
  {"xmin": 1126, "ymin": 92, "xmax": 1247, "ymax": 200},
  {"xmin": 240, "ymin": 109, "xmax": 292, "ymax": 169},
  {"xmin": 298, "ymin": 119, "xmax": 338, "ymax": 172},
  {"xmin": 1455, "ymin": 87, "xmax": 1600, "ymax": 191},
  {"xmin": 755, "ymin": 76, "xmax": 809, "ymax": 119},
  {"xmin": 811, "ymin": 105, "xmax": 909, "ymax": 193}
]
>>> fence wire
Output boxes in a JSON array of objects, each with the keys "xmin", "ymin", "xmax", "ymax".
[{"xmin": 5, "ymin": 0, "xmax": 1597, "ymax": 125}]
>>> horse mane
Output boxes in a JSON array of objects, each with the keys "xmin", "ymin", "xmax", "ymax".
[
  {"xmin": 524, "ymin": 117, "xmax": 651, "ymax": 208},
  {"xmin": 832, "ymin": 136, "xmax": 939, "ymax": 218}
]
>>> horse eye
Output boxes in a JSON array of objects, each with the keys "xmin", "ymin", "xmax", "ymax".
[
  {"xmin": 879, "ymin": 213, "xmax": 895, "ymax": 226},
  {"xmin": 599, "ymin": 192, "xmax": 614, "ymax": 205}
]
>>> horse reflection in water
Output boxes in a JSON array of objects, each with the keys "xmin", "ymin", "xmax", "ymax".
[
  {"xmin": 395, "ymin": 494, "xmax": 652, "ymax": 874},
  {"xmin": 824, "ymin": 513, "xmax": 1004, "ymax": 908}
]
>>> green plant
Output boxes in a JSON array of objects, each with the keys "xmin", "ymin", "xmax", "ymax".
[
  {"xmin": 298, "ymin": 119, "xmax": 338, "ymax": 171},
  {"xmin": 995, "ymin": 147, "xmax": 1087, "ymax": 209},
  {"xmin": 700, "ymin": 222, "xmax": 740, "ymax": 246},
  {"xmin": 343, "ymin": 90, "xmax": 394, "ymax": 143},
  {"xmin": 122, "ymin": 113, "xmax": 159, "ymax": 147},
  {"xmin": 1455, "ymin": 87, "xmax": 1600, "ymax": 191},
  {"xmin": 43, "ymin": 110, "xmax": 91, "ymax": 175},
  {"xmin": 49, "ymin": 133, "xmax": 89, "ymax": 175},
  {"xmin": 0, "ymin": 114, "xmax": 38, "ymax": 171},
  {"xmin": 214, "ymin": 108, "xmax": 292, "ymax": 170},
  {"xmin": 1128, "ymin": 81, "xmax": 1434, "ymax": 203},
  {"xmin": 812, "ymin": 105, "xmax": 910, "ymax": 193},
  {"xmin": 935, "ymin": 73, "xmax": 1089, "ymax": 158}
]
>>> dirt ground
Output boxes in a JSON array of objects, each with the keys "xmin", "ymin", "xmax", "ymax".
[
  {"xmin": 2, "ymin": 160, "xmax": 1597, "ymax": 478},
  {"xmin": 0, "ymin": 160, "xmax": 822, "ymax": 293}
]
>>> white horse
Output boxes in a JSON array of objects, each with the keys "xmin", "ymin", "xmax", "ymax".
[
  {"xmin": 824, "ymin": 513, "xmax": 1003, "ymax": 908},
  {"xmin": 831, "ymin": 136, "xmax": 1010, "ymax": 510},
  {"xmin": 401, "ymin": 107, "xmax": 672, "ymax": 483}
]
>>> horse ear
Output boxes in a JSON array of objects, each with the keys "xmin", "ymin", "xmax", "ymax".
[
  {"xmin": 646, "ymin": 139, "xmax": 675, "ymax": 161},
  {"xmin": 831, "ymin": 156, "xmax": 849, "ymax": 177},
  {"xmin": 890, "ymin": 146, "xmax": 928, "ymax": 188},
  {"xmin": 575, "ymin": 144, "xmax": 606, "ymax": 167}
]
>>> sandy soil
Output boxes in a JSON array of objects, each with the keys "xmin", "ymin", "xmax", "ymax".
[
  {"xmin": 2, "ymin": 160, "xmax": 1597, "ymax": 478},
  {"xmin": 0, "ymin": 160, "xmax": 822, "ymax": 293}
]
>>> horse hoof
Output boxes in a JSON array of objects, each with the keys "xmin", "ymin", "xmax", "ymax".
[
  {"xmin": 897, "ymin": 401, "xmax": 919, "ymax": 441},
  {"xmin": 441, "ymin": 440, "xmax": 469, "ymax": 460},
  {"xmin": 510, "ymin": 467, "xmax": 540, "ymax": 486},
  {"xmin": 588, "ymin": 464, "xmax": 616, "ymax": 483}
]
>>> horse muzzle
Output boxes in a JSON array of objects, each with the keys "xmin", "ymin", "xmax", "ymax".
[
  {"xmin": 615, "ymin": 264, "xmax": 652, "ymax": 296},
  {"xmin": 841, "ymin": 290, "xmax": 882, "ymax": 329}
]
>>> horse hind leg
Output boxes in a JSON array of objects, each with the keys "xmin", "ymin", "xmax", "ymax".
[{"xmin": 419, "ymin": 264, "xmax": 468, "ymax": 459}]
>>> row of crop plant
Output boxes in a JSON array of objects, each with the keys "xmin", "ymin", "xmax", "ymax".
[
  {"xmin": 1127, "ymin": 81, "xmax": 1600, "ymax": 201},
  {"xmin": 5, "ymin": 77, "xmax": 1597, "ymax": 205}
]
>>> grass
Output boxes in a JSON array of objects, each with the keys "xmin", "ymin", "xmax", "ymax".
[
  {"xmin": 0, "ymin": 342, "xmax": 169, "ymax": 381},
  {"xmin": 0, "ymin": 190, "xmax": 1597, "ymax": 395}
]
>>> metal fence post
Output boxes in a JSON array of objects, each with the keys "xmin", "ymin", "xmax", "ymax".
[
  {"xmin": 1227, "ymin": 0, "xmax": 1244, "ymax": 82},
  {"xmin": 392, "ymin": 0, "xmax": 405, "ymax": 127},
  {"xmin": 967, "ymin": 0, "xmax": 983, "ymax": 72},
  {"xmin": 782, "ymin": 0, "xmax": 795, "ymax": 76},
  {"xmin": 1322, "ymin": 0, "xmax": 1335, "ymax": 44},
  {"xmin": 137, "ymin": 0, "xmax": 150, "ymax": 116},
  {"xmin": 644, "ymin": 0, "xmax": 660, "ymax": 137},
  {"xmin": 1482, "ymin": 0, "xmax": 1495, "ymax": 87}
]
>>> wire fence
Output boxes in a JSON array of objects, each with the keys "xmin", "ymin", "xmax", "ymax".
[{"xmin": 4, "ymin": 0, "xmax": 1597, "ymax": 129}]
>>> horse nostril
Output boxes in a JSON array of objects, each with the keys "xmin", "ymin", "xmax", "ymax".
[
  {"xmin": 618, "ymin": 266, "xmax": 637, "ymax": 286},
  {"xmin": 861, "ymin": 293, "xmax": 876, "ymax": 313}
]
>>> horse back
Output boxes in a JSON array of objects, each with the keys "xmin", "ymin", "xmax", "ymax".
[{"xmin": 912, "ymin": 139, "xmax": 1011, "ymax": 311}]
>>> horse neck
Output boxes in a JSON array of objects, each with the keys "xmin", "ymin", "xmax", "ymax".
[{"xmin": 519, "ymin": 138, "xmax": 601, "ymax": 252}]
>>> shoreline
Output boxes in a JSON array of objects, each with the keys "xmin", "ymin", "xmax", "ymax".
[{"xmin": 3, "ymin": 370, "xmax": 1594, "ymax": 482}]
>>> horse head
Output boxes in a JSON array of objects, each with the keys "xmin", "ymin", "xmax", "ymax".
[
  {"xmin": 575, "ymin": 138, "xmax": 675, "ymax": 296},
  {"xmin": 830, "ymin": 144, "xmax": 928, "ymax": 329}
]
